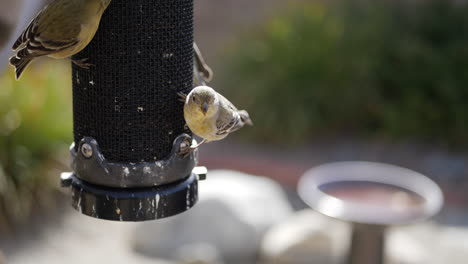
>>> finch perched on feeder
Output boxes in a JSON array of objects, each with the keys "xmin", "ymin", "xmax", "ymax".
[
  {"xmin": 9, "ymin": 0, "xmax": 113, "ymax": 80},
  {"xmin": 178, "ymin": 86, "xmax": 252, "ymax": 154}
]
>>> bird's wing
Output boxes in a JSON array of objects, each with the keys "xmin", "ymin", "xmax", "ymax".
[
  {"xmin": 215, "ymin": 95, "xmax": 244, "ymax": 136},
  {"xmin": 12, "ymin": 6, "xmax": 45, "ymax": 51},
  {"xmin": 12, "ymin": 2, "xmax": 81, "ymax": 58},
  {"xmin": 216, "ymin": 111, "xmax": 242, "ymax": 136}
]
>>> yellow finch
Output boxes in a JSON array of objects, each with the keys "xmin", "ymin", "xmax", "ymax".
[
  {"xmin": 178, "ymin": 86, "xmax": 252, "ymax": 153},
  {"xmin": 9, "ymin": 0, "xmax": 112, "ymax": 79}
]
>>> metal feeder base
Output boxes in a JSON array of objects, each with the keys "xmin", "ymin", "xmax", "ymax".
[{"xmin": 61, "ymin": 172, "xmax": 198, "ymax": 221}]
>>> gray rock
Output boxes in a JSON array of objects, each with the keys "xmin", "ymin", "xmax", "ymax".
[
  {"xmin": 132, "ymin": 170, "xmax": 294, "ymax": 264},
  {"xmin": 260, "ymin": 210, "xmax": 350, "ymax": 264},
  {"xmin": 387, "ymin": 223, "xmax": 468, "ymax": 264},
  {"xmin": 386, "ymin": 226, "xmax": 429, "ymax": 264},
  {"xmin": 174, "ymin": 243, "xmax": 223, "ymax": 264}
]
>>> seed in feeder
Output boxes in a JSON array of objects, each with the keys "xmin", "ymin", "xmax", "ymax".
[
  {"xmin": 163, "ymin": 53, "xmax": 174, "ymax": 58},
  {"xmin": 137, "ymin": 107, "xmax": 144, "ymax": 112}
]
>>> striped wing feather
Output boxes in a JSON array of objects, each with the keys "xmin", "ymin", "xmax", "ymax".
[
  {"xmin": 216, "ymin": 95, "xmax": 244, "ymax": 136},
  {"xmin": 12, "ymin": 1, "xmax": 81, "ymax": 59}
]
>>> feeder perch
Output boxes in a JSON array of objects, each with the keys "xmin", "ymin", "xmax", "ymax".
[
  {"xmin": 60, "ymin": 0, "xmax": 204, "ymax": 221},
  {"xmin": 298, "ymin": 161, "xmax": 443, "ymax": 264}
]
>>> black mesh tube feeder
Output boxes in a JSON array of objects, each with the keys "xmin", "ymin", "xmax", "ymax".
[{"xmin": 60, "ymin": 0, "xmax": 205, "ymax": 221}]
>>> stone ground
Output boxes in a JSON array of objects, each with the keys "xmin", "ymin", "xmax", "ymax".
[{"xmin": 2, "ymin": 207, "xmax": 172, "ymax": 264}]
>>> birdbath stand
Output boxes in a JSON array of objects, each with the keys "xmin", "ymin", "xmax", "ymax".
[{"xmin": 298, "ymin": 161, "xmax": 443, "ymax": 264}]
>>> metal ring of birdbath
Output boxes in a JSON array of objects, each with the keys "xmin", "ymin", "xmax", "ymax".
[{"xmin": 298, "ymin": 161, "xmax": 443, "ymax": 225}]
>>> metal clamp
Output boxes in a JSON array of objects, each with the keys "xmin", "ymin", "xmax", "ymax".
[{"xmin": 70, "ymin": 134, "xmax": 198, "ymax": 188}]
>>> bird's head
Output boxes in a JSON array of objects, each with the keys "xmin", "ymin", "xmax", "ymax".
[{"xmin": 187, "ymin": 86, "xmax": 219, "ymax": 117}]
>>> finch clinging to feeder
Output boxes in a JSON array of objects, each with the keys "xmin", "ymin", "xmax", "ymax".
[
  {"xmin": 178, "ymin": 86, "xmax": 253, "ymax": 154},
  {"xmin": 9, "ymin": 0, "xmax": 112, "ymax": 80}
]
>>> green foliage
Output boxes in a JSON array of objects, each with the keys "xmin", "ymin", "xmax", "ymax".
[
  {"xmin": 0, "ymin": 62, "xmax": 72, "ymax": 233},
  {"xmin": 219, "ymin": 0, "xmax": 468, "ymax": 146}
]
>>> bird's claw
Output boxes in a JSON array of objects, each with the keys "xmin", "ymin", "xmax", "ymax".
[
  {"xmin": 177, "ymin": 145, "xmax": 196, "ymax": 158},
  {"xmin": 177, "ymin": 92, "xmax": 187, "ymax": 102},
  {"xmin": 72, "ymin": 58, "xmax": 94, "ymax": 69}
]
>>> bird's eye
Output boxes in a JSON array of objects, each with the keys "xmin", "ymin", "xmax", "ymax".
[{"xmin": 192, "ymin": 96, "xmax": 196, "ymax": 102}]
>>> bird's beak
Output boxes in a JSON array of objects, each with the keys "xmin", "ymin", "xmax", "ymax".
[{"xmin": 201, "ymin": 103, "xmax": 209, "ymax": 115}]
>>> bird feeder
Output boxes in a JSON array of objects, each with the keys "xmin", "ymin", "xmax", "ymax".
[{"xmin": 60, "ymin": 0, "xmax": 204, "ymax": 221}]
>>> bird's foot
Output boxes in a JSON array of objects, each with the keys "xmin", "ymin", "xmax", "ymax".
[
  {"xmin": 177, "ymin": 145, "xmax": 197, "ymax": 158},
  {"xmin": 72, "ymin": 58, "xmax": 94, "ymax": 69},
  {"xmin": 177, "ymin": 92, "xmax": 187, "ymax": 102},
  {"xmin": 177, "ymin": 138, "xmax": 206, "ymax": 158}
]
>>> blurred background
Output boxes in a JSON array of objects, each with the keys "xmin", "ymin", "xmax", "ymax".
[{"xmin": 1, "ymin": 0, "xmax": 468, "ymax": 263}]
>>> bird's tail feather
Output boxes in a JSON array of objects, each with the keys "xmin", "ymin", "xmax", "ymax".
[
  {"xmin": 9, "ymin": 56, "xmax": 32, "ymax": 80},
  {"xmin": 238, "ymin": 110, "xmax": 253, "ymax": 126}
]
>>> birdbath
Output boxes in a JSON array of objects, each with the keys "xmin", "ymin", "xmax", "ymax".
[{"xmin": 298, "ymin": 161, "xmax": 443, "ymax": 264}]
